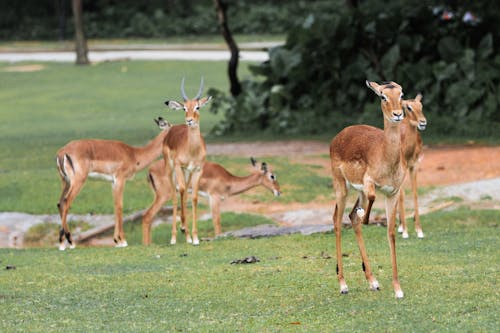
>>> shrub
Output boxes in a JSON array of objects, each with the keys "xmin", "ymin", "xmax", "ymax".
[{"xmin": 210, "ymin": 0, "xmax": 500, "ymax": 139}]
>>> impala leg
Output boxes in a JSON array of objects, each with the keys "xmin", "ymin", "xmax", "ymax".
[
  {"xmin": 332, "ymin": 172, "xmax": 348, "ymax": 294},
  {"xmin": 180, "ymin": 171, "xmax": 192, "ymax": 241},
  {"xmin": 409, "ymin": 167, "xmax": 424, "ymax": 238},
  {"xmin": 209, "ymin": 195, "xmax": 222, "ymax": 236},
  {"xmin": 386, "ymin": 192, "xmax": 404, "ymax": 298},
  {"xmin": 57, "ymin": 175, "xmax": 86, "ymax": 250},
  {"xmin": 398, "ymin": 189, "xmax": 409, "ymax": 238},
  {"xmin": 112, "ymin": 179, "xmax": 127, "ymax": 247},
  {"xmin": 349, "ymin": 192, "xmax": 379, "ymax": 291},
  {"xmin": 190, "ymin": 170, "xmax": 202, "ymax": 245},
  {"xmin": 142, "ymin": 176, "xmax": 171, "ymax": 246}
]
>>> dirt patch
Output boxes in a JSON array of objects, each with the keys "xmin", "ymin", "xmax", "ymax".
[{"xmin": 2, "ymin": 64, "xmax": 45, "ymax": 72}]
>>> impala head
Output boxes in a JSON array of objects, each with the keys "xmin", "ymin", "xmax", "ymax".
[
  {"xmin": 366, "ymin": 80, "xmax": 404, "ymax": 123},
  {"xmin": 250, "ymin": 157, "xmax": 281, "ymax": 197},
  {"xmin": 403, "ymin": 93, "xmax": 427, "ymax": 131},
  {"xmin": 154, "ymin": 116, "xmax": 172, "ymax": 131},
  {"xmin": 164, "ymin": 77, "xmax": 212, "ymax": 129}
]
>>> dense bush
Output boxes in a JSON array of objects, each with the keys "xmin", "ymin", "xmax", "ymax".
[
  {"xmin": 210, "ymin": 0, "xmax": 500, "ymax": 139},
  {"xmin": 0, "ymin": 0, "xmax": 328, "ymax": 39}
]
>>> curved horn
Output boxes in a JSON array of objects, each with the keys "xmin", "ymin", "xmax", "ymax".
[
  {"xmin": 180, "ymin": 77, "xmax": 189, "ymax": 101},
  {"xmin": 194, "ymin": 77, "xmax": 204, "ymax": 100}
]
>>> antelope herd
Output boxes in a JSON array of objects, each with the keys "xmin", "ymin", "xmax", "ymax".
[{"xmin": 56, "ymin": 79, "xmax": 427, "ymax": 298}]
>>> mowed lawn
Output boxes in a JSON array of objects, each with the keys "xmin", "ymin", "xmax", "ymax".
[
  {"xmin": 0, "ymin": 60, "xmax": 251, "ymax": 214},
  {"xmin": 0, "ymin": 208, "xmax": 498, "ymax": 332}
]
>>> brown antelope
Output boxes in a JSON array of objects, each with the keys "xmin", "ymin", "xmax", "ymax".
[
  {"xmin": 163, "ymin": 78, "xmax": 211, "ymax": 245},
  {"xmin": 56, "ymin": 117, "xmax": 172, "ymax": 250},
  {"xmin": 398, "ymin": 94, "xmax": 427, "ymax": 238},
  {"xmin": 330, "ymin": 81, "xmax": 406, "ymax": 298},
  {"xmin": 142, "ymin": 157, "xmax": 281, "ymax": 245}
]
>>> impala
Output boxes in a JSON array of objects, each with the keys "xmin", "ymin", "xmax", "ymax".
[
  {"xmin": 142, "ymin": 157, "xmax": 281, "ymax": 245},
  {"xmin": 330, "ymin": 81, "xmax": 406, "ymax": 298},
  {"xmin": 398, "ymin": 93, "xmax": 427, "ymax": 238},
  {"xmin": 56, "ymin": 117, "xmax": 171, "ymax": 250},
  {"xmin": 163, "ymin": 77, "xmax": 211, "ymax": 245}
]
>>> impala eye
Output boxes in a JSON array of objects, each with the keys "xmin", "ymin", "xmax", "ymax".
[
  {"xmin": 407, "ymin": 105, "xmax": 413, "ymax": 112},
  {"xmin": 381, "ymin": 95, "xmax": 388, "ymax": 102},
  {"xmin": 270, "ymin": 174, "xmax": 276, "ymax": 181}
]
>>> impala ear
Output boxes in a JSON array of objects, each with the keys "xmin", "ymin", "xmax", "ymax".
[
  {"xmin": 366, "ymin": 80, "xmax": 382, "ymax": 96},
  {"xmin": 165, "ymin": 100, "xmax": 183, "ymax": 110},
  {"xmin": 261, "ymin": 162, "xmax": 268, "ymax": 174},
  {"xmin": 198, "ymin": 96, "xmax": 212, "ymax": 108},
  {"xmin": 415, "ymin": 93, "xmax": 423, "ymax": 102}
]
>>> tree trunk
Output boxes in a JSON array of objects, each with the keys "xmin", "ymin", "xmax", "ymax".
[
  {"xmin": 213, "ymin": 0, "xmax": 241, "ymax": 97},
  {"xmin": 72, "ymin": 0, "xmax": 89, "ymax": 65}
]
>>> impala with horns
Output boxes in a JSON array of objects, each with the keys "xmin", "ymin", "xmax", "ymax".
[
  {"xmin": 397, "ymin": 93, "xmax": 427, "ymax": 238},
  {"xmin": 330, "ymin": 81, "xmax": 407, "ymax": 298},
  {"xmin": 142, "ymin": 157, "xmax": 281, "ymax": 245},
  {"xmin": 56, "ymin": 117, "xmax": 171, "ymax": 250},
  {"xmin": 162, "ymin": 77, "xmax": 211, "ymax": 245}
]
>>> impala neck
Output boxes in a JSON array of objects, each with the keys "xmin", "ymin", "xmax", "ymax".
[
  {"xmin": 227, "ymin": 172, "xmax": 262, "ymax": 196},
  {"xmin": 133, "ymin": 131, "xmax": 169, "ymax": 171},
  {"xmin": 187, "ymin": 126, "xmax": 204, "ymax": 156},
  {"xmin": 383, "ymin": 117, "xmax": 403, "ymax": 166}
]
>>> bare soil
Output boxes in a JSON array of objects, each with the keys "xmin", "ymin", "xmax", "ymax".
[{"xmin": 208, "ymin": 141, "xmax": 500, "ymax": 216}]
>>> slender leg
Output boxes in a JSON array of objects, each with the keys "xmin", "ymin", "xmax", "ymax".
[
  {"xmin": 332, "ymin": 171, "xmax": 348, "ymax": 294},
  {"xmin": 409, "ymin": 167, "xmax": 424, "ymax": 238},
  {"xmin": 190, "ymin": 170, "xmax": 202, "ymax": 245},
  {"xmin": 180, "ymin": 170, "xmax": 192, "ymax": 243},
  {"xmin": 57, "ymin": 175, "xmax": 86, "ymax": 250},
  {"xmin": 112, "ymin": 178, "xmax": 127, "ymax": 247},
  {"xmin": 398, "ymin": 189, "xmax": 409, "ymax": 238},
  {"xmin": 350, "ymin": 193, "xmax": 379, "ymax": 291},
  {"xmin": 386, "ymin": 192, "xmax": 404, "ymax": 298},
  {"xmin": 142, "ymin": 175, "xmax": 171, "ymax": 245},
  {"xmin": 361, "ymin": 182, "xmax": 375, "ymax": 225},
  {"xmin": 209, "ymin": 194, "xmax": 222, "ymax": 236}
]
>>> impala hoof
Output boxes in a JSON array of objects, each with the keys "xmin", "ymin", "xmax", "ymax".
[
  {"xmin": 59, "ymin": 244, "xmax": 66, "ymax": 251},
  {"xmin": 115, "ymin": 241, "xmax": 128, "ymax": 248},
  {"xmin": 186, "ymin": 236, "xmax": 193, "ymax": 244},
  {"xmin": 192, "ymin": 238, "xmax": 200, "ymax": 246},
  {"xmin": 340, "ymin": 285, "xmax": 349, "ymax": 295},
  {"xmin": 402, "ymin": 232, "xmax": 409, "ymax": 239},
  {"xmin": 417, "ymin": 231, "xmax": 424, "ymax": 238},
  {"xmin": 397, "ymin": 225, "xmax": 404, "ymax": 233},
  {"xmin": 395, "ymin": 290, "xmax": 404, "ymax": 299},
  {"xmin": 69, "ymin": 243, "xmax": 75, "ymax": 249},
  {"xmin": 370, "ymin": 280, "xmax": 380, "ymax": 291},
  {"xmin": 170, "ymin": 238, "xmax": 177, "ymax": 245}
]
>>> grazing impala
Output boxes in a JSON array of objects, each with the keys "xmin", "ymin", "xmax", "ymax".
[
  {"xmin": 56, "ymin": 117, "xmax": 171, "ymax": 250},
  {"xmin": 142, "ymin": 157, "xmax": 281, "ymax": 245},
  {"xmin": 330, "ymin": 81, "xmax": 407, "ymax": 298},
  {"xmin": 163, "ymin": 78, "xmax": 211, "ymax": 245},
  {"xmin": 398, "ymin": 94, "xmax": 427, "ymax": 238}
]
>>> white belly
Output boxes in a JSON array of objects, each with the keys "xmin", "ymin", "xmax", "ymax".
[{"xmin": 89, "ymin": 172, "xmax": 115, "ymax": 183}]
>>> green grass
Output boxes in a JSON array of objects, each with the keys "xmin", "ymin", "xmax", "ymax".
[
  {"xmin": 1, "ymin": 208, "xmax": 498, "ymax": 332},
  {"xmin": 0, "ymin": 60, "xmax": 258, "ymax": 214}
]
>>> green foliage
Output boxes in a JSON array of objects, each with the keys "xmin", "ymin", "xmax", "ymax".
[
  {"xmin": 211, "ymin": 0, "xmax": 500, "ymax": 139},
  {"xmin": 0, "ymin": 0, "xmax": 330, "ymax": 40},
  {"xmin": 0, "ymin": 208, "xmax": 498, "ymax": 331}
]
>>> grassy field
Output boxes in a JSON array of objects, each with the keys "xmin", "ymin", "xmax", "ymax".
[
  {"xmin": 0, "ymin": 60, "xmax": 256, "ymax": 214},
  {"xmin": 1, "ymin": 208, "xmax": 498, "ymax": 332}
]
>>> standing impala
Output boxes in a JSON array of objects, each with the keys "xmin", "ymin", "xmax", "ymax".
[
  {"xmin": 398, "ymin": 94, "xmax": 427, "ymax": 238},
  {"xmin": 142, "ymin": 157, "xmax": 281, "ymax": 245},
  {"xmin": 56, "ymin": 117, "xmax": 171, "ymax": 250},
  {"xmin": 163, "ymin": 78, "xmax": 211, "ymax": 245},
  {"xmin": 330, "ymin": 81, "xmax": 407, "ymax": 298}
]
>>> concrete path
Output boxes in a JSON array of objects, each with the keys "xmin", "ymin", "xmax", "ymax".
[{"xmin": 0, "ymin": 50, "xmax": 269, "ymax": 63}]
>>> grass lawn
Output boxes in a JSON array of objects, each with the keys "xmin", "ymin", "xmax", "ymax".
[
  {"xmin": 0, "ymin": 60, "xmax": 258, "ymax": 214},
  {"xmin": 0, "ymin": 208, "xmax": 498, "ymax": 332}
]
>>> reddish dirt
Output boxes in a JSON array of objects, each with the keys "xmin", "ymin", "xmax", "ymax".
[{"xmin": 208, "ymin": 142, "xmax": 500, "ymax": 215}]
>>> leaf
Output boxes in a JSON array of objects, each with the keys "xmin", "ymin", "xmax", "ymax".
[
  {"xmin": 437, "ymin": 37, "xmax": 462, "ymax": 61},
  {"xmin": 477, "ymin": 33, "xmax": 493, "ymax": 60}
]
